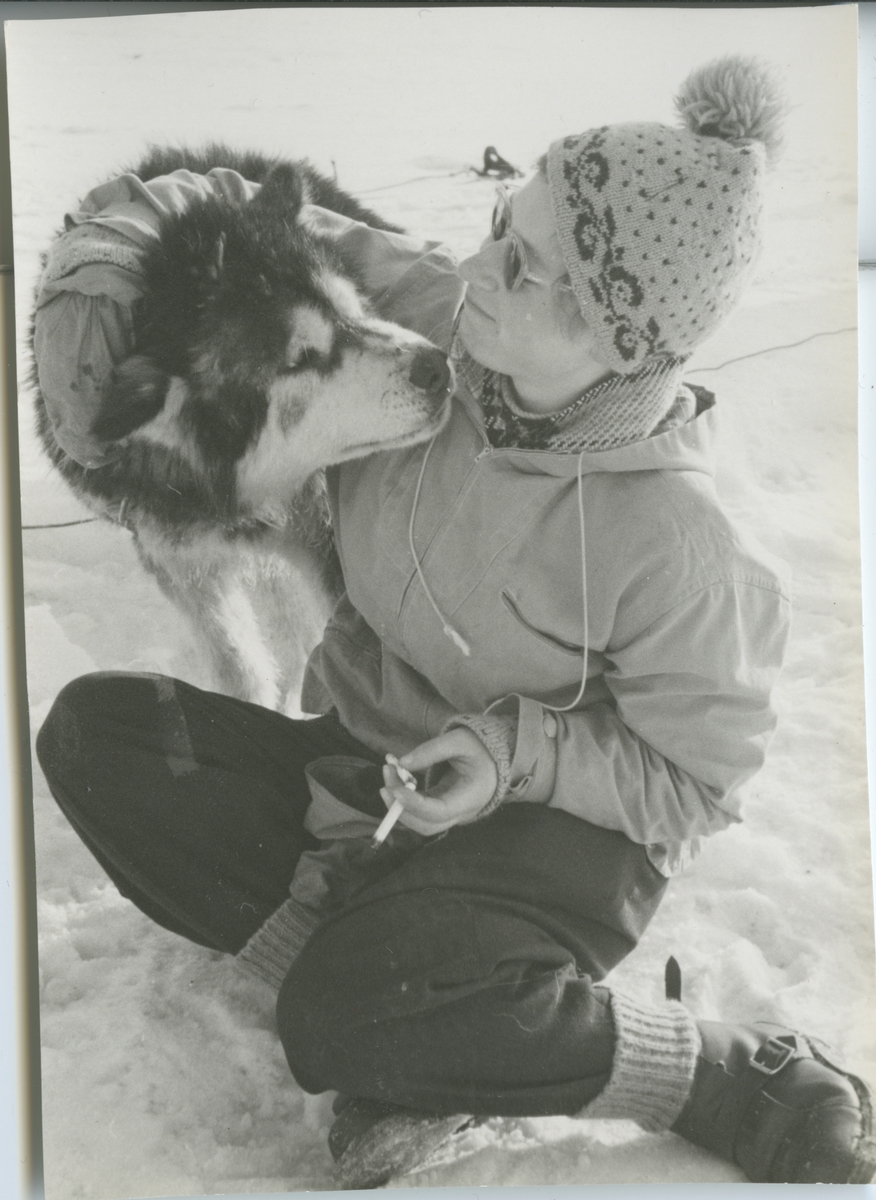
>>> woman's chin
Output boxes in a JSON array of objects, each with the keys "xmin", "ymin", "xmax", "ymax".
[{"xmin": 458, "ymin": 314, "xmax": 503, "ymax": 372}]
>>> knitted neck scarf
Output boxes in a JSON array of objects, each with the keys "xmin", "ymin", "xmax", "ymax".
[{"xmin": 454, "ymin": 342, "xmax": 690, "ymax": 453}]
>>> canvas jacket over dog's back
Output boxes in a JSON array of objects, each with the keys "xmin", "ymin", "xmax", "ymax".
[{"xmin": 302, "ymin": 211, "xmax": 792, "ymax": 875}]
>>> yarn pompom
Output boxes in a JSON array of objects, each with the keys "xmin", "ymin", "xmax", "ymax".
[{"xmin": 675, "ymin": 55, "xmax": 786, "ymax": 164}]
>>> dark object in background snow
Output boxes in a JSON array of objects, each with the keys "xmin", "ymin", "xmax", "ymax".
[{"xmin": 475, "ymin": 145, "xmax": 523, "ymax": 179}]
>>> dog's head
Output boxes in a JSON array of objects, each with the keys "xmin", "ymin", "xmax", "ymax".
[{"xmin": 92, "ymin": 165, "xmax": 453, "ymax": 522}]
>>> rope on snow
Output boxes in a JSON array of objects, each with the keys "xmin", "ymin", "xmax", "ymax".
[
  {"xmin": 22, "ymin": 517, "xmax": 101, "ymax": 530},
  {"xmin": 687, "ymin": 325, "xmax": 856, "ymax": 375},
  {"xmin": 354, "ymin": 146, "xmax": 522, "ymax": 195}
]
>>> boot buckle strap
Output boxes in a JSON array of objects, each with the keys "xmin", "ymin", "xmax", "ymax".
[{"xmin": 750, "ymin": 1035, "xmax": 798, "ymax": 1076}]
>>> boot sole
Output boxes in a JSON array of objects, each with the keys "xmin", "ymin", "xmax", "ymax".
[
  {"xmin": 805, "ymin": 1037, "xmax": 876, "ymax": 1184},
  {"xmin": 334, "ymin": 1111, "xmax": 474, "ymax": 1189}
]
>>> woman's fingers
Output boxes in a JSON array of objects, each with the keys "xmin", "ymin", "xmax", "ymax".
[
  {"xmin": 397, "ymin": 730, "xmax": 470, "ymax": 773},
  {"xmin": 379, "ymin": 779, "xmax": 479, "ymax": 834},
  {"xmin": 378, "ymin": 785, "xmax": 439, "ymax": 835},
  {"xmin": 378, "ymin": 731, "xmax": 497, "ymax": 834}
]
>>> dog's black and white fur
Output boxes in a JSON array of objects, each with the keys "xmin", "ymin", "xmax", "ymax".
[{"xmin": 33, "ymin": 147, "xmax": 454, "ymax": 713}]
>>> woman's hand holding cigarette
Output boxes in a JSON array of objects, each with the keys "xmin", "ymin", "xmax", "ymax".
[{"xmin": 378, "ymin": 729, "xmax": 498, "ymax": 835}]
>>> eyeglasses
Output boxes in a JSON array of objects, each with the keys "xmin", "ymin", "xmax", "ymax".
[
  {"xmin": 490, "ymin": 185, "xmax": 574, "ymax": 296},
  {"xmin": 491, "ymin": 185, "xmax": 546, "ymax": 290}
]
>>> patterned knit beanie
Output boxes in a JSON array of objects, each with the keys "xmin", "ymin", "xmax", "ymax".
[{"xmin": 546, "ymin": 56, "xmax": 785, "ymax": 374}]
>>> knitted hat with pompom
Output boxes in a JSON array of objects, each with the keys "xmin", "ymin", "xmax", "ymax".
[{"xmin": 546, "ymin": 56, "xmax": 785, "ymax": 374}]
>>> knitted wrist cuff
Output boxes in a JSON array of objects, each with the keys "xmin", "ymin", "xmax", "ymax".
[
  {"xmin": 442, "ymin": 713, "xmax": 517, "ymax": 816},
  {"xmin": 235, "ymin": 898, "xmax": 322, "ymax": 991},
  {"xmin": 580, "ymin": 987, "xmax": 701, "ymax": 1131},
  {"xmin": 41, "ymin": 224, "xmax": 143, "ymax": 286}
]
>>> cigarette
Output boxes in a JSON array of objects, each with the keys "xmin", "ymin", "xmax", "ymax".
[
  {"xmin": 371, "ymin": 755, "xmax": 418, "ymax": 847},
  {"xmin": 371, "ymin": 796, "xmax": 407, "ymax": 847}
]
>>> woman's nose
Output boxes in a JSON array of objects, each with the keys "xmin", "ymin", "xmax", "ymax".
[{"xmin": 458, "ymin": 238, "xmax": 503, "ymax": 290}]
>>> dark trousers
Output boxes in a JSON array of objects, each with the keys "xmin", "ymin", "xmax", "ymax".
[{"xmin": 36, "ymin": 671, "xmax": 668, "ymax": 1116}]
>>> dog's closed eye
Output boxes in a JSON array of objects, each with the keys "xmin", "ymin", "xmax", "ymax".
[
  {"xmin": 93, "ymin": 355, "xmax": 170, "ymax": 440},
  {"xmin": 278, "ymin": 347, "xmax": 326, "ymax": 376}
]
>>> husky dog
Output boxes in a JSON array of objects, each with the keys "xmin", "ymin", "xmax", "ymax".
[{"xmin": 33, "ymin": 148, "xmax": 453, "ymax": 713}]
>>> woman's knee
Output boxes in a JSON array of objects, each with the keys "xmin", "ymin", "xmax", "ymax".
[
  {"xmin": 38, "ymin": 672, "xmax": 114, "ymax": 775},
  {"xmin": 36, "ymin": 670, "xmax": 169, "ymax": 791}
]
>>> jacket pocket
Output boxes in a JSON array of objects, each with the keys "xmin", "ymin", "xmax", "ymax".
[{"xmin": 501, "ymin": 589, "xmax": 585, "ymax": 657}]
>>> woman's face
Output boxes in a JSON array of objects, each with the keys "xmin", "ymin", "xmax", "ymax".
[{"xmin": 457, "ymin": 174, "xmax": 603, "ymax": 400}]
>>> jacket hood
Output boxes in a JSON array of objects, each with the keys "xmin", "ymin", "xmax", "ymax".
[{"xmin": 458, "ymin": 383, "xmax": 718, "ymax": 479}]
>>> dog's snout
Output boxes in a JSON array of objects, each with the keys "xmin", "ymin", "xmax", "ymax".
[{"xmin": 409, "ymin": 347, "xmax": 451, "ymax": 398}]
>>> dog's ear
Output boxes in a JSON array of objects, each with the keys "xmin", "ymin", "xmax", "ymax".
[
  {"xmin": 250, "ymin": 163, "xmax": 304, "ymax": 218},
  {"xmin": 91, "ymin": 355, "xmax": 170, "ymax": 441}
]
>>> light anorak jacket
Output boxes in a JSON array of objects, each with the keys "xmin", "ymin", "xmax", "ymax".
[
  {"xmin": 34, "ymin": 169, "xmax": 791, "ymax": 878},
  {"xmin": 302, "ymin": 213, "xmax": 792, "ymax": 875}
]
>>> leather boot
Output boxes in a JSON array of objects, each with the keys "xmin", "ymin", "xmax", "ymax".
[{"xmin": 672, "ymin": 1021, "xmax": 876, "ymax": 1183}]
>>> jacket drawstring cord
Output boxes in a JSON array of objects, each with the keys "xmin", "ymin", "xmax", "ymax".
[
  {"xmin": 409, "ymin": 443, "xmax": 590, "ymax": 683},
  {"xmin": 408, "ymin": 433, "xmax": 472, "ymax": 657}
]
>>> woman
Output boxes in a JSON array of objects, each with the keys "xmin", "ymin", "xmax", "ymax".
[{"xmin": 36, "ymin": 57, "xmax": 875, "ymax": 1186}]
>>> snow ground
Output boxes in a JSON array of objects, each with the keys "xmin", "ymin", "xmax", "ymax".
[{"xmin": 4, "ymin": 7, "xmax": 874, "ymax": 1198}]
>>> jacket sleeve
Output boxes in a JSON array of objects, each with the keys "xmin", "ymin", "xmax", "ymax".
[
  {"xmin": 33, "ymin": 168, "xmax": 261, "ymax": 468},
  {"xmin": 300, "ymin": 205, "xmax": 464, "ymax": 349},
  {"xmin": 485, "ymin": 578, "xmax": 792, "ymax": 847}
]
